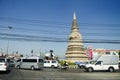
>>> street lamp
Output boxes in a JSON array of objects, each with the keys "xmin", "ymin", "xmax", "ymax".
[{"xmin": 6, "ymin": 26, "xmax": 12, "ymax": 56}]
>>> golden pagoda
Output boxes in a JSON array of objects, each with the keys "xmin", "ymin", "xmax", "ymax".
[{"xmin": 65, "ymin": 12, "xmax": 88, "ymax": 62}]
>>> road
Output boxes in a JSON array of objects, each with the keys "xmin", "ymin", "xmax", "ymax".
[{"xmin": 0, "ymin": 68, "xmax": 120, "ymax": 80}]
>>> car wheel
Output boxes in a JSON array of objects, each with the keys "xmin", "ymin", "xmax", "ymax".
[
  {"xmin": 17, "ymin": 65, "xmax": 20, "ymax": 69},
  {"xmin": 81, "ymin": 65, "xmax": 84, "ymax": 69},
  {"xmin": 109, "ymin": 67, "xmax": 114, "ymax": 72},
  {"xmin": 88, "ymin": 67, "xmax": 93, "ymax": 72},
  {"xmin": 31, "ymin": 66, "xmax": 35, "ymax": 70},
  {"xmin": 51, "ymin": 65, "xmax": 55, "ymax": 68}
]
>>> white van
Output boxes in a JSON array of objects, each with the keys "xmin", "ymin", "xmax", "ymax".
[
  {"xmin": 44, "ymin": 60, "xmax": 60, "ymax": 68},
  {"xmin": 0, "ymin": 57, "xmax": 11, "ymax": 71},
  {"xmin": 16, "ymin": 57, "xmax": 44, "ymax": 70}
]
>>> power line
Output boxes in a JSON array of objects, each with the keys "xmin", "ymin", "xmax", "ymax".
[
  {"xmin": 0, "ymin": 28, "xmax": 120, "ymax": 38},
  {"xmin": 0, "ymin": 17, "xmax": 120, "ymax": 28},
  {"xmin": 0, "ymin": 32, "xmax": 66, "ymax": 41},
  {"xmin": 0, "ymin": 17, "xmax": 120, "ymax": 44},
  {"xmin": 0, "ymin": 25, "xmax": 69, "ymax": 35},
  {"xmin": 0, "ymin": 25, "xmax": 120, "ymax": 32},
  {"xmin": 0, "ymin": 32, "xmax": 120, "ymax": 43},
  {"xmin": 0, "ymin": 36, "xmax": 120, "ymax": 44},
  {"xmin": 0, "ymin": 25, "xmax": 120, "ymax": 35}
]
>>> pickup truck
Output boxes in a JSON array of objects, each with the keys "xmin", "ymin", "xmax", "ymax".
[{"xmin": 84, "ymin": 54, "xmax": 119, "ymax": 72}]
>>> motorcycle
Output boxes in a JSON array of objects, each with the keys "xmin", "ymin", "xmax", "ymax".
[
  {"xmin": 60, "ymin": 63, "xmax": 68, "ymax": 70},
  {"xmin": 61, "ymin": 65, "xmax": 68, "ymax": 70}
]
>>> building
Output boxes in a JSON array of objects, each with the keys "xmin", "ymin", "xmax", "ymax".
[
  {"xmin": 65, "ymin": 12, "xmax": 88, "ymax": 62},
  {"xmin": 85, "ymin": 46, "xmax": 120, "ymax": 61}
]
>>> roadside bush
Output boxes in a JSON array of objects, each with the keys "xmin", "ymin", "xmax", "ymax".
[{"xmin": 60, "ymin": 60, "xmax": 76, "ymax": 65}]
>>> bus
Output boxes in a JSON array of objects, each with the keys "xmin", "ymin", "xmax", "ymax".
[{"xmin": 16, "ymin": 57, "xmax": 43, "ymax": 70}]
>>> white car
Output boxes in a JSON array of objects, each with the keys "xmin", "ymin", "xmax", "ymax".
[
  {"xmin": 0, "ymin": 57, "xmax": 11, "ymax": 71},
  {"xmin": 44, "ymin": 60, "xmax": 60, "ymax": 68}
]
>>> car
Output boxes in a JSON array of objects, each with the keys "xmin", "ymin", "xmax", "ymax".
[
  {"xmin": 75, "ymin": 62, "xmax": 84, "ymax": 69},
  {"xmin": 75, "ymin": 61, "xmax": 95, "ymax": 69},
  {"xmin": 0, "ymin": 57, "xmax": 11, "ymax": 71},
  {"xmin": 75, "ymin": 62, "xmax": 87, "ymax": 69},
  {"xmin": 10, "ymin": 60, "xmax": 15, "ymax": 67},
  {"xmin": 44, "ymin": 60, "xmax": 60, "ymax": 68}
]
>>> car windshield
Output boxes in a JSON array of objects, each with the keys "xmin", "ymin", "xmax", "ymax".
[
  {"xmin": 0, "ymin": 59, "xmax": 5, "ymax": 62},
  {"xmin": 10, "ymin": 61, "xmax": 14, "ymax": 63},
  {"xmin": 84, "ymin": 61, "xmax": 95, "ymax": 64}
]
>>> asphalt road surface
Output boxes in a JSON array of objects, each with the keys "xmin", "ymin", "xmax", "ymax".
[{"xmin": 0, "ymin": 68, "xmax": 120, "ymax": 80}]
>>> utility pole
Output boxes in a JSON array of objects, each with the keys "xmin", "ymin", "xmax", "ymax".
[{"xmin": 6, "ymin": 26, "xmax": 12, "ymax": 57}]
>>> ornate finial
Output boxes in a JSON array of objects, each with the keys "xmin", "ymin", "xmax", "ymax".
[{"xmin": 73, "ymin": 12, "xmax": 76, "ymax": 20}]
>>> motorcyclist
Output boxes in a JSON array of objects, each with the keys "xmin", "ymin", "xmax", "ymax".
[{"xmin": 63, "ymin": 61, "xmax": 68, "ymax": 66}]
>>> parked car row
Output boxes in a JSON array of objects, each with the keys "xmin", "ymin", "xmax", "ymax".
[
  {"xmin": 0, "ymin": 56, "xmax": 61, "ymax": 72},
  {"xmin": 14, "ymin": 57, "xmax": 60, "ymax": 70},
  {"xmin": 1, "ymin": 54, "xmax": 119, "ymax": 72}
]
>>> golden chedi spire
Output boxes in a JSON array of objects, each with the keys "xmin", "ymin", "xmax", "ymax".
[{"xmin": 65, "ymin": 12, "xmax": 88, "ymax": 63}]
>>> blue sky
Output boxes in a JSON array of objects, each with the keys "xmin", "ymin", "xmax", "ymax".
[{"xmin": 0, "ymin": 0, "xmax": 120, "ymax": 58}]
